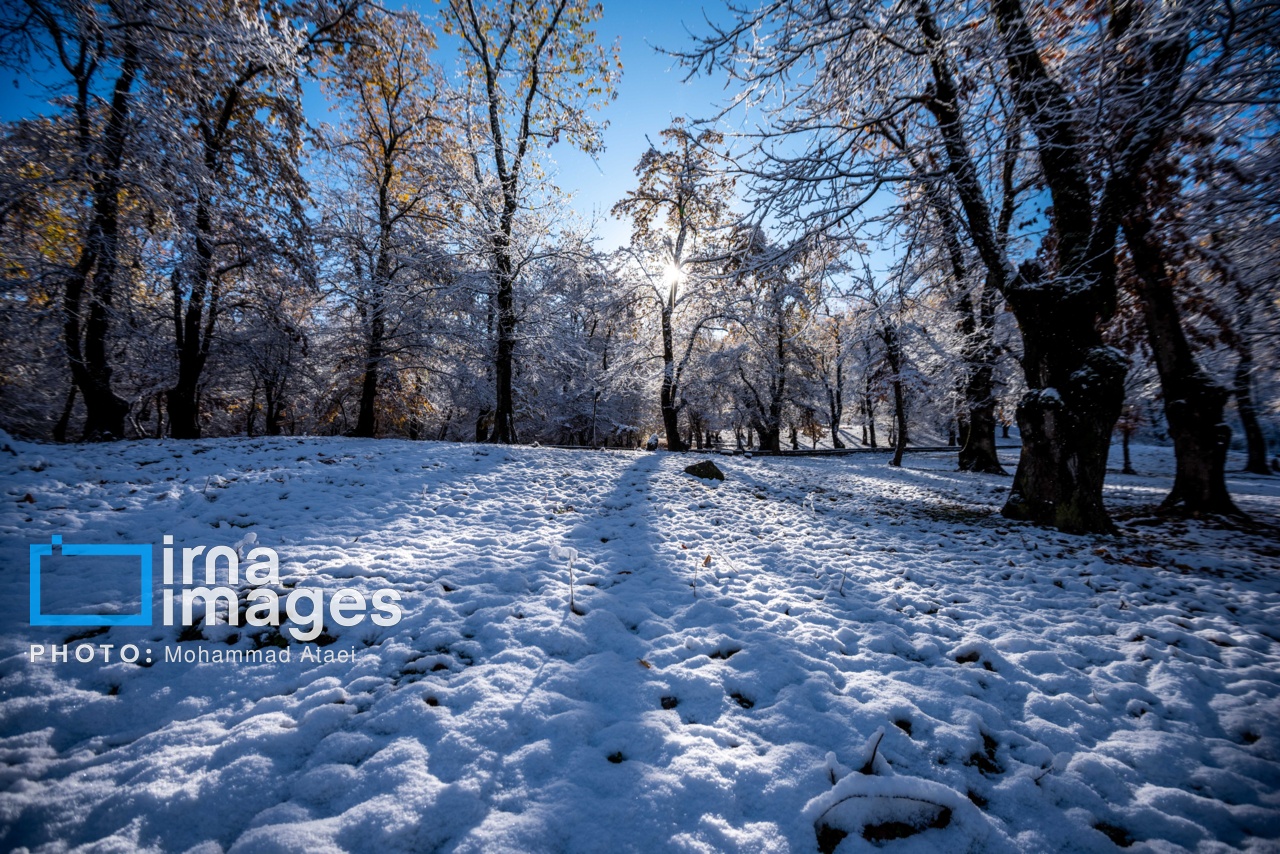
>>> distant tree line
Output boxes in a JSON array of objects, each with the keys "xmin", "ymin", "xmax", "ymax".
[{"xmin": 1, "ymin": 0, "xmax": 1276, "ymax": 533}]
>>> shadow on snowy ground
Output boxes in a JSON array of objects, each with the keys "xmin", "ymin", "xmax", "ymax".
[{"xmin": 0, "ymin": 438, "xmax": 1277, "ymax": 852}]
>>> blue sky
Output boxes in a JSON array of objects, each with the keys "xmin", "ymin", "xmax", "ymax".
[
  {"xmin": 535, "ymin": 0, "xmax": 743, "ymax": 249},
  {"xmin": 0, "ymin": 1, "xmax": 742, "ymax": 252}
]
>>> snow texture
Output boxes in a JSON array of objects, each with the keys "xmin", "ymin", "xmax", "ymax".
[{"xmin": 1, "ymin": 435, "xmax": 1278, "ymax": 852}]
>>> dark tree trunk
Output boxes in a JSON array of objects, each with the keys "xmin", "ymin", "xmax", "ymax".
[
  {"xmin": 827, "ymin": 361, "xmax": 846, "ymax": 448},
  {"xmin": 905, "ymin": 120, "xmax": 1005, "ymax": 475},
  {"xmin": 490, "ymin": 247, "xmax": 518, "ymax": 443},
  {"xmin": 957, "ymin": 284, "xmax": 1006, "ymax": 474},
  {"xmin": 246, "ymin": 383, "xmax": 258, "ymax": 437},
  {"xmin": 889, "ymin": 379, "xmax": 908, "ymax": 467},
  {"xmin": 168, "ymin": 186, "xmax": 220, "ymax": 440},
  {"xmin": 264, "ymin": 383, "xmax": 284, "ymax": 436},
  {"xmin": 1234, "ymin": 339, "xmax": 1270, "ymax": 476},
  {"xmin": 864, "ymin": 386, "xmax": 878, "ymax": 448},
  {"xmin": 355, "ymin": 160, "xmax": 399, "ymax": 439},
  {"xmin": 660, "ymin": 306, "xmax": 688, "ymax": 452},
  {"xmin": 354, "ymin": 299, "xmax": 384, "ymax": 438},
  {"xmin": 881, "ymin": 323, "xmax": 909, "ymax": 467},
  {"xmin": 1122, "ymin": 206, "xmax": 1241, "ymax": 515},
  {"xmin": 167, "ymin": 236, "xmax": 212, "ymax": 439},
  {"xmin": 1001, "ymin": 268, "xmax": 1126, "ymax": 533},
  {"xmin": 53, "ymin": 385, "xmax": 77, "ymax": 443},
  {"xmin": 1121, "ymin": 427, "xmax": 1136, "ymax": 475},
  {"xmin": 987, "ymin": 0, "xmax": 1140, "ymax": 532},
  {"xmin": 755, "ymin": 422, "xmax": 781, "ymax": 453},
  {"xmin": 917, "ymin": 0, "xmax": 1186, "ymax": 532},
  {"xmin": 63, "ymin": 46, "xmax": 138, "ymax": 442}
]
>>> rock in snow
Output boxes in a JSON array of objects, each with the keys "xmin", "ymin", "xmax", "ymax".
[{"xmin": 683, "ymin": 459, "xmax": 726, "ymax": 482}]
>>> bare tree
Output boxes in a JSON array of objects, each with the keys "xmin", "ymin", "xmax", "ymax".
[
  {"xmin": 443, "ymin": 0, "xmax": 618, "ymax": 444},
  {"xmin": 613, "ymin": 120, "xmax": 735, "ymax": 451}
]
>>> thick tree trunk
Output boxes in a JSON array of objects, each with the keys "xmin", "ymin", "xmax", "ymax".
[
  {"xmin": 755, "ymin": 422, "xmax": 781, "ymax": 453},
  {"xmin": 984, "ymin": 0, "xmax": 1185, "ymax": 532},
  {"xmin": 1234, "ymin": 341, "xmax": 1270, "ymax": 476},
  {"xmin": 826, "ymin": 336, "xmax": 846, "ymax": 448},
  {"xmin": 828, "ymin": 385, "xmax": 845, "ymax": 448},
  {"xmin": 166, "ymin": 380, "xmax": 201, "ymax": 440},
  {"xmin": 958, "ymin": 392, "xmax": 1002, "ymax": 472},
  {"xmin": 1001, "ymin": 270, "xmax": 1126, "ymax": 533},
  {"xmin": 1123, "ymin": 207, "xmax": 1241, "ymax": 514},
  {"xmin": 882, "ymin": 323, "xmax": 909, "ymax": 467},
  {"xmin": 355, "ymin": 166, "xmax": 399, "ymax": 439}
]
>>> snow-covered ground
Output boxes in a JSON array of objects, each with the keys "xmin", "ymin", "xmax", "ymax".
[{"xmin": 1, "ymin": 435, "xmax": 1277, "ymax": 853}]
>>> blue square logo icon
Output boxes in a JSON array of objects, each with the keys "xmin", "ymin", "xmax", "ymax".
[{"xmin": 29, "ymin": 536, "xmax": 153, "ymax": 627}]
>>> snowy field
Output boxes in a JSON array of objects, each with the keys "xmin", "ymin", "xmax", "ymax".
[{"xmin": 1, "ymin": 435, "xmax": 1278, "ymax": 853}]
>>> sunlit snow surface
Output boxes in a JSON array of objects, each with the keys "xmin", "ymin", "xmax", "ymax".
[{"xmin": 1, "ymin": 436, "xmax": 1278, "ymax": 852}]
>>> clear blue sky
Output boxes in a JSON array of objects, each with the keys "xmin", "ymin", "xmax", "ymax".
[
  {"xmin": 0, "ymin": 1, "xmax": 743, "ymax": 252},
  {"xmin": 529, "ymin": 0, "xmax": 744, "ymax": 249}
]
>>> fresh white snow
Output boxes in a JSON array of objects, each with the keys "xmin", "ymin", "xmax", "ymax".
[{"xmin": 1, "ymin": 435, "xmax": 1278, "ymax": 852}]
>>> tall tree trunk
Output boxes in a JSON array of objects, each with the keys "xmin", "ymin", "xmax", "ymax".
[
  {"xmin": 355, "ymin": 163, "xmax": 397, "ymax": 439},
  {"xmin": 64, "ymin": 46, "xmax": 138, "ymax": 441},
  {"xmin": 985, "ymin": 0, "xmax": 1178, "ymax": 532},
  {"xmin": 490, "ymin": 254, "xmax": 518, "ymax": 443},
  {"xmin": 1122, "ymin": 205, "xmax": 1241, "ymax": 514},
  {"xmin": 827, "ymin": 363, "xmax": 846, "ymax": 449},
  {"xmin": 1233, "ymin": 328, "xmax": 1270, "ymax": 476},
  {"xmin": 246, "ymin": 382, "xmax": 258, "ymax": 437},
  {"xmin": 53, "ymin": 385, "xmax": 77, "ymax": 443},
  {"xmin": 905, "ymin": 129, "xmax": 1005, "ymax": 474},
  {"xmin": 1001, "ymin": 270, "xmax": 1126, "ymax": 532},
  {"xmin": 883, "ymin": 323, "xmax": 909, "ymax": 467},
  {"xmin": 912, "ymin": 0, "xmax": 1186, "ymax": 531},
  {"xmin": 864, "ymin": 384, "xmax": 878, "ymax": 448},
  {"xmin": 659, "ymin": 305, "xmax": 687, "ymax": 451},
  {"xmin": 264, "ymin": 382, "xmax": 284, "ymax": 436},
  {"xmin": 890, "ymin": 380, "xmax": 908, "ymax": 467},
  {"xmin": 1121, "ymin": 425, "xmax": 1136, "ymax": 475},
  {"xmin": 354, "ymin": 303, "xmax": 384, "ymax": 438},
  {"xmin": 957, "ymin": 282, "xmax": 1006, "ymax": 474},
  {"xmin": 168, "ymin": 198, "xmax": 218, "ymax": 440}
]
